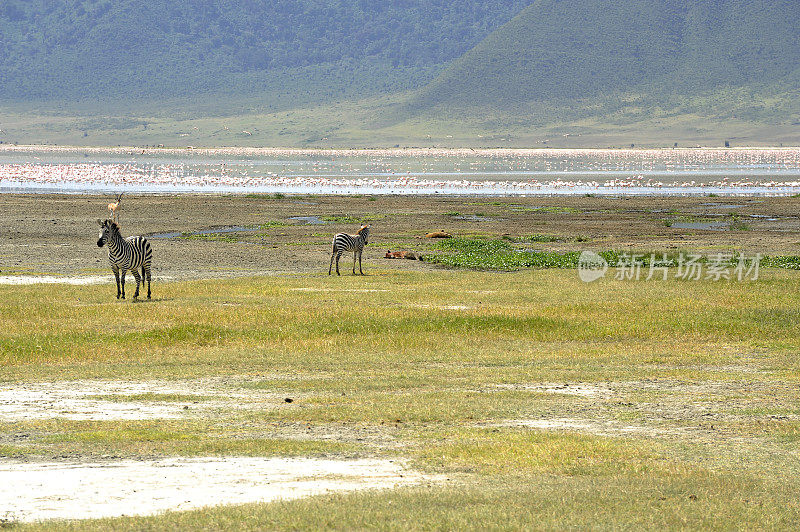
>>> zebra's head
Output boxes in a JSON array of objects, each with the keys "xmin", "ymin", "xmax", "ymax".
[
  {"xmin": 96, "ymin": 219, "xmax": 118, "ymax": 247},
  {"xmin": 358, "ymin": 224, "xmax": 370, "ymax": 245}
]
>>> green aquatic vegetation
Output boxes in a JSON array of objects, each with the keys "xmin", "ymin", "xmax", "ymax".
[
  {"xmin": 321, "ymin": 214, "xmax": 385, "ymax": 224},
  {"xmin": 243, "ymin": 193, "xmax": 285, "ymax": 200},
  {"xmin": 424, "ymin": 238, "xmax": 800, "ymax": 272},
  {"xmin": 425, "ymin": 238, "xmax": 621, "ymax": 270},
  {"xmin": 761, "ymin": 255, "xmax": 800, "ymax": 270},
  {"xmin": 728, "ymin": 214, "xmax": 751, "ymax": 231},
  {"xmin": 518, "ymin": 234, "xmax": 562, "ymax": 243},
  {"xmin": 258, "ymin": 220, "xmax": 291, "ymax": 229},
  {"xmin": 180, "ymin": 234, "xmax": 239, "ymax": 243}
]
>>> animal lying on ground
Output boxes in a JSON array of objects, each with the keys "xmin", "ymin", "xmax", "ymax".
[
  {"xmin": 97, "ymin": 219, "xmax": 152, "ymax": 300},
  {"xmin": 329, "ymin": 224, "xmax": 370, "ymax": 275},
  {"xmin": 425, "ymin": 231, "xmax": 452, "ymax": 238},
  {"xmin": 384, "ymin": 250, "xmax": 420, "ymax": 260}
]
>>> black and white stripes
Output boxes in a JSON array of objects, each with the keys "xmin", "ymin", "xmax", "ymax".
[
  {"xmin": 328, "ymin": 224, "xmax": 370, "ymax": 276},
  {"xmin": 97, "ymin": 219, "xmax": 152, "ymax": 299}
]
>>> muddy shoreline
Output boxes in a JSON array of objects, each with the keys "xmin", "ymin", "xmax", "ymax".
[{"xmin": 1, "ymin": 193, "xmax": 798, "ymax": 281}]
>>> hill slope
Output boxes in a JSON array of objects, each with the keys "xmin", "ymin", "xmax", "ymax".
[
  {"xmin": 408, "ymin": 0, "xmax": 800, "ymax": 124},
  {"xmin": 0, "ymin": 0, "xmax": 529, "ymax": 104},
  {"xmin": 1, "ymin": 0, "xmax": 798, "ymax": 146}
]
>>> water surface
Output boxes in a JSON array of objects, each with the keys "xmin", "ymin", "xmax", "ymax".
[{"xmin": 2, "ymin": 146, "xmax": 799, "ymax": 196}]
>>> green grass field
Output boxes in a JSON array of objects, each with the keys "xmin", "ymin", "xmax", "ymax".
[
  {"xmin": 4, "ymin": 94, "xmax": 800, "ymax": 148},
  {"xmin": 3, "ymin": 267, "xmax": 800, "ymax": 529}
]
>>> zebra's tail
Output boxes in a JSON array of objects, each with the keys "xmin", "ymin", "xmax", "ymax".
[{"xmin": 143, "ymin": 238, "xmax": 153, "ymax": 266}]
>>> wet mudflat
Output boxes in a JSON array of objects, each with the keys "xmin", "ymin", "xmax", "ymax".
[{"xmin": 1, "ymin": 193, "xmax": 798, "ymax": 281}]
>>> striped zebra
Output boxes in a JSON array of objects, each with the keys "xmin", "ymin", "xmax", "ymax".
[
  {"xmin": 96, "ymin": 219, "xmax": 152, "ymax": 300},
  {"xmin": 328, "ymin": 224, "xmax": 370, "ymax": 276}
]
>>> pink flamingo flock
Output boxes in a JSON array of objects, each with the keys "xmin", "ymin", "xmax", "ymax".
[{"xmin": 1, "ymin": 147, "xmax": 799, "ymax": 195}]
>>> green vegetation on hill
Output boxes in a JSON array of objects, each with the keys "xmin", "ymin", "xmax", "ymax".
[
  {"xmin": 406, "ymin": 0, "xmax": 800, "ymax": 126},
  {"xmin": 0, "ymin": 0, "xmax": 798, "ymax": 146},
  {"xmin": 0, "ymin": 0, "xmax": 529, "ymax": 103}
]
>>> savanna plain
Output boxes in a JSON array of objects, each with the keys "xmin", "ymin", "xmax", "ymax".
[{"xmin": 2, "ymin": 193, "xmax": 800, "ymax": 529}]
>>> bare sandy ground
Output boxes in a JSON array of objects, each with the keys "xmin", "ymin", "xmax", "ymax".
[
  {"xmin": 0, "ymin": 456, "xmax": 435, "ymax": 523},
  {"xmin": 2, "ymin": 374, "xmax": 796, "ymax": 522},
  {"xmin": 0, "ymin": 379, "xmax": 282, "ymax": 422},
  {"xmin": 0, "ymin": 379, "xmax": 434, "ymax": 523},
  {"xmin": 0, "ymin": 275, "xmax": 109, "ymax": 285}
]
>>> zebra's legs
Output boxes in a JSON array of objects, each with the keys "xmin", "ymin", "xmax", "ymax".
[
  {"xmin": 120, "ymin": 269, "xmax": 127, "ymax": 299},
  {"xmin": 143, "ymin": 266, "xmax": 151, "ymax": 299},
  {"xmin": 329, "ymin": 249, "xmax": 343, "ymax": 276},
  {"xmin": 113, "ymin": 268, "xmax": 121, "ymax": 299},
  {"xmin": 353, "ymin": 250, "xmax": 364, "ymax": 275},
  {"xmin": 131, "ymin": 269, "xmax": 141, "ymax": 300}
]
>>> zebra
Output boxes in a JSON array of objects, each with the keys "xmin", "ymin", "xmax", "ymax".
[
  {"xmin": 96, "ymin": 219, "xmax": 152, "ymax": 300},
  {"xmin": 328, "ymin": 224, "xmax": 370, "ymax": 276}
]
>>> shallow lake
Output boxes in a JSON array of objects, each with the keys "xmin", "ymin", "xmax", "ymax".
[{"xmin": 1, "ymin": 146, "xmax": 799, "ymax": 196}]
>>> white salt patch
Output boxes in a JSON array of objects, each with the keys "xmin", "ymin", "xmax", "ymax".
[
  {"xmin": 0, "ymin": 457, "xmax": 431, "ymax": 523},
  {"xmin": 503, "ymin": 418, "xmax": 595, "ymax": 431},
  {"xmin": 498, "ymin": 418, "xmax": 685, "ymax": 438},
  {"xmin": 493, "ymin": 383, "xmax": 612, "ymax": 398},
  {"xmin": 0, "ymin": 275, "xmax": 109, "ymax": 285},
  {"xmin": 0, "ymin": 380, "xmax": 277, "ymax": 422},
  {"xmin": 410, "ymin": 304, "xmax": 474, "ymax": 311}
]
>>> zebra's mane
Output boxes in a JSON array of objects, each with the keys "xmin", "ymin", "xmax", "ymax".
[{"xmin": 105, "ymin": 219, "xmax": 121, "ymax": 236}]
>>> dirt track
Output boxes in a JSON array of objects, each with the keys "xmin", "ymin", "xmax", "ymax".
[{"xmin": 1, "ymin": 194, "xmax": 799, "ymax": 280}]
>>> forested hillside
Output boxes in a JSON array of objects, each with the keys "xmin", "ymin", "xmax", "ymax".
[
  {"xmin": 0, "ymin": 0, "xmax": 529, "ymax": 102},
  {"xmin": 1, "ymin": 0, "xmax": 797, "ymax": 146},
  {"xmin": 409, "ymin": 0, "xmax": 800, "ymax": 124}
]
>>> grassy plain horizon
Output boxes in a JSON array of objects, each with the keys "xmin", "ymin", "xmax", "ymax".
[{"xmin": 3, "ymin": 95, "xmax": 799, "ymax": 149}]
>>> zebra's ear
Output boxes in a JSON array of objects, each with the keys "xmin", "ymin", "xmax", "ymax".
[{"xmin": 96, "ymin": 219, "xmax": 103, "ymax": 226}]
